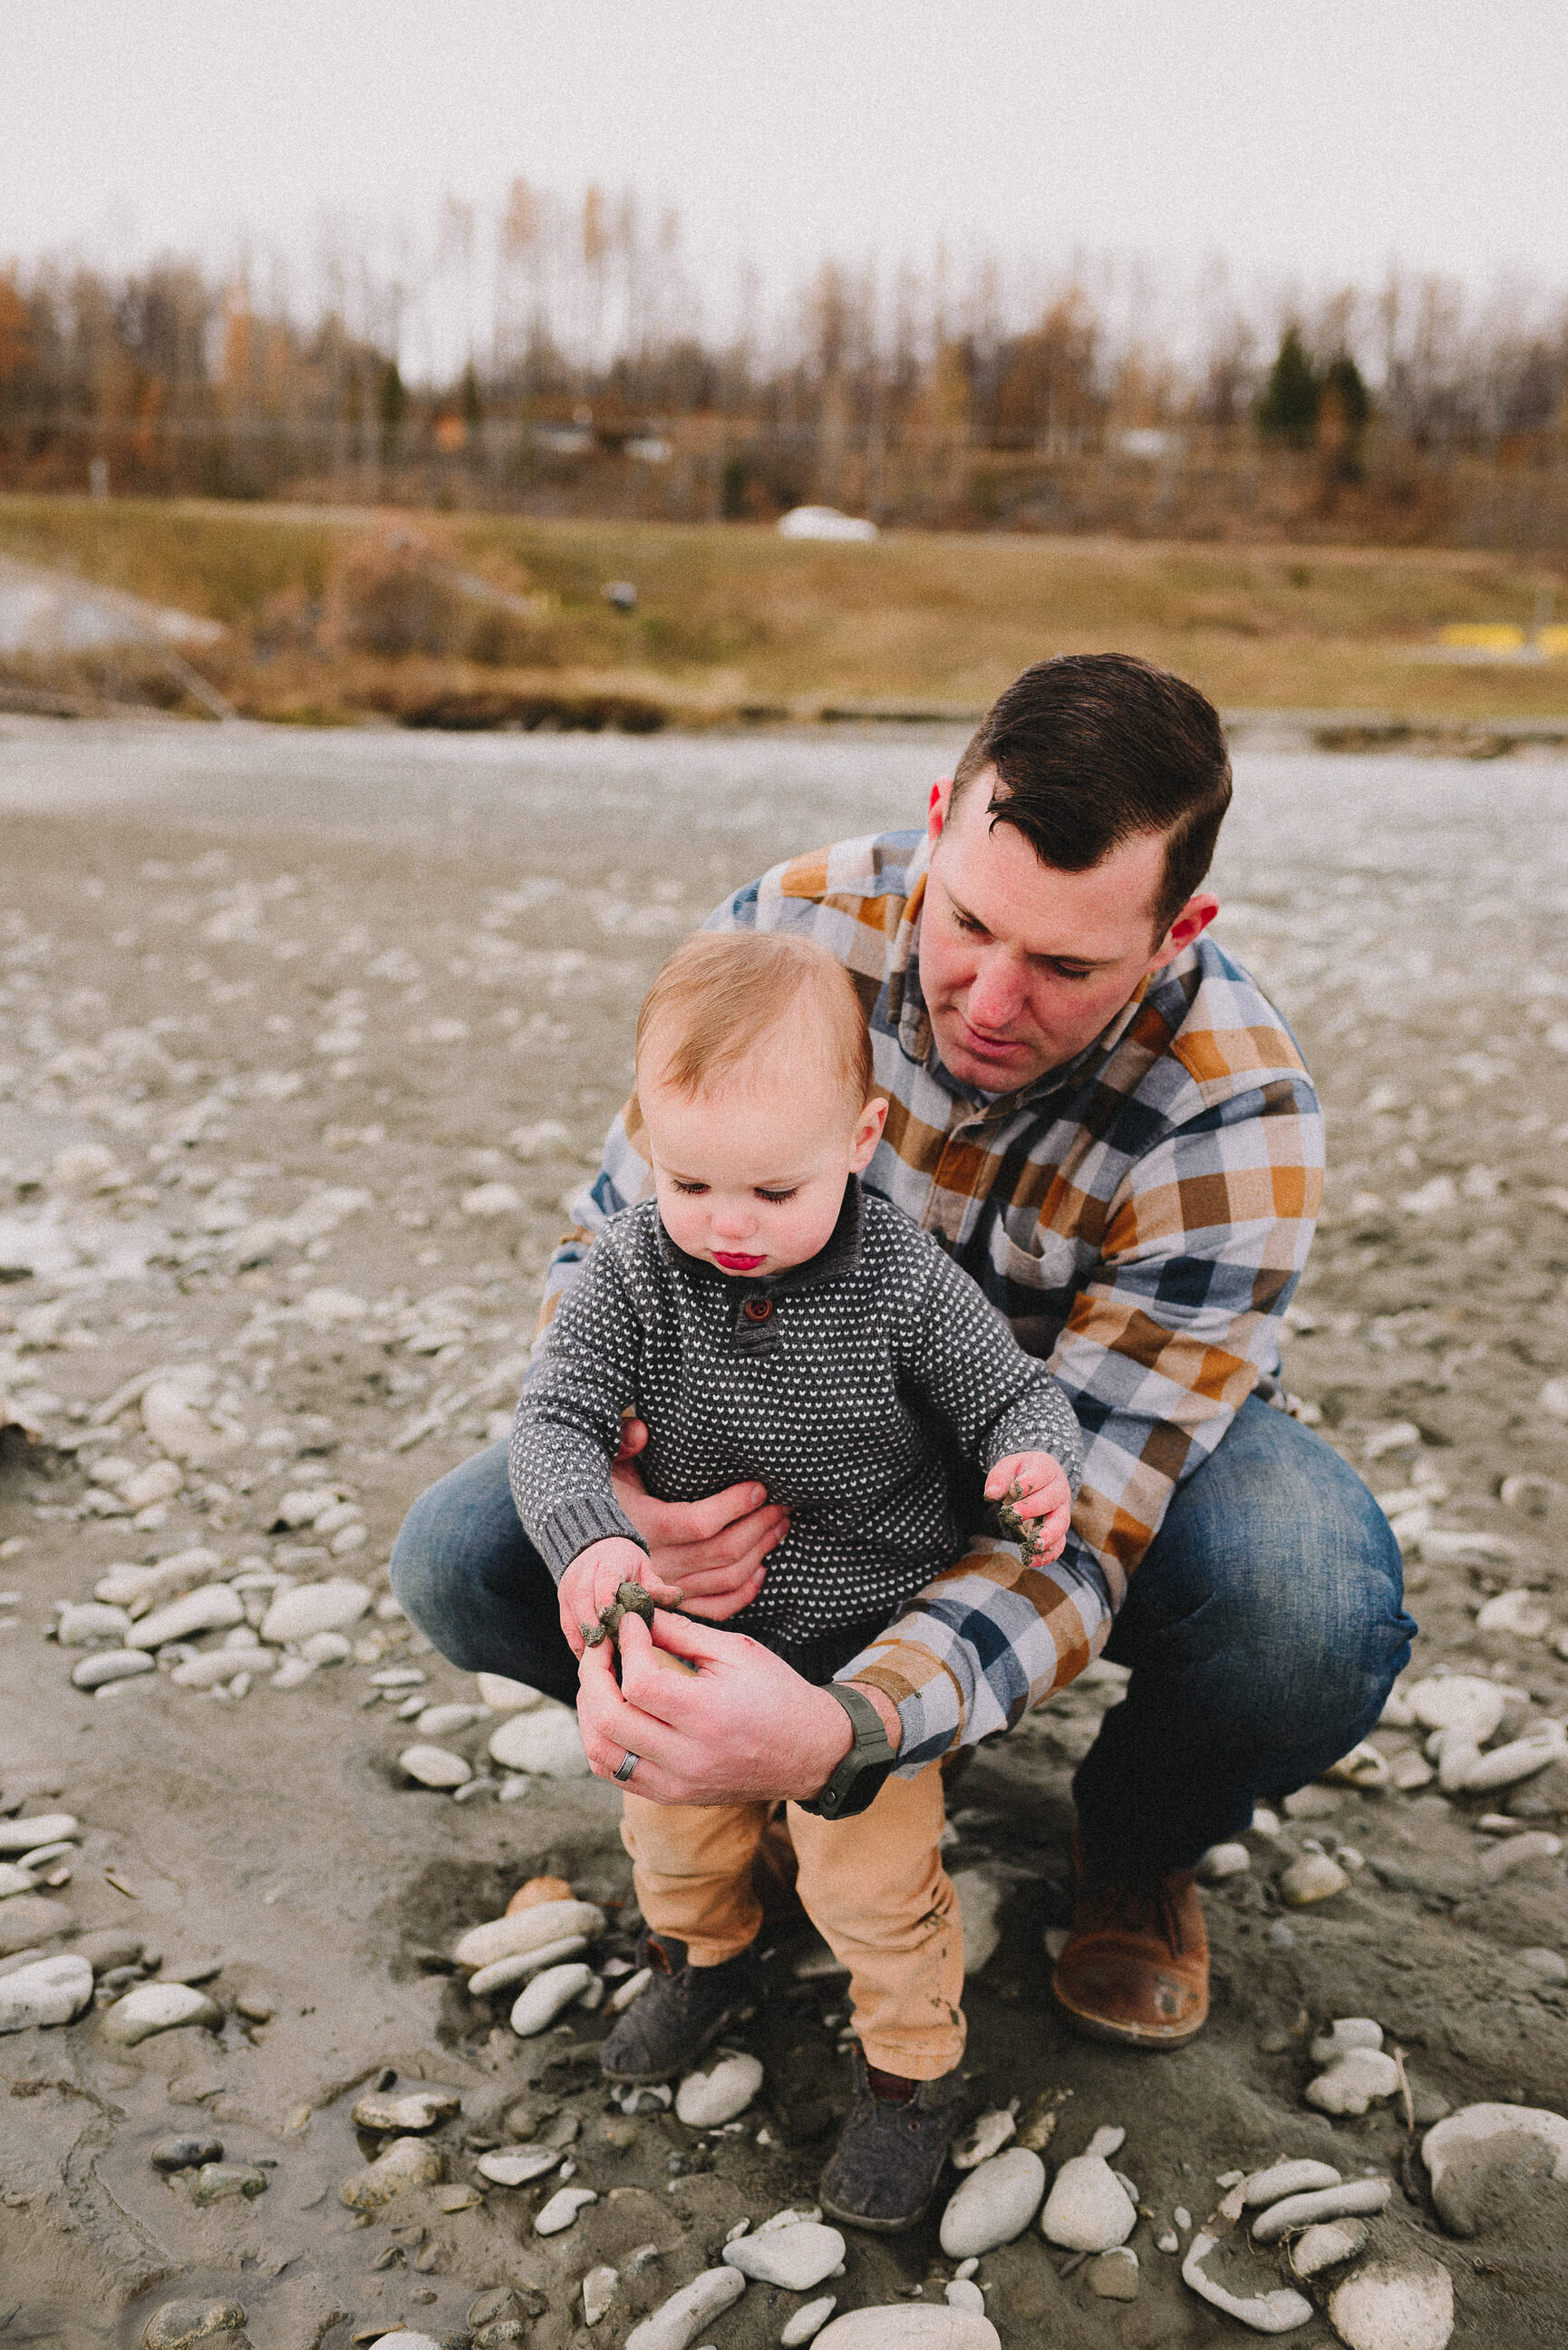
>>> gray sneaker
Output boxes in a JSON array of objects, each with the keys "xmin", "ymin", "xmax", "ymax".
[
  {"xmin": 818, "ymin": 2047, "xmax": 965, "ymax": 2233},
  {"xmin": 598, "ymin": 1931, "xmax": 762, "ymax": 2084}
]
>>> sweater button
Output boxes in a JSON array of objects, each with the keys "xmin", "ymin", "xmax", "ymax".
[{"xmin": 742, "ymin": 1296, "xmax": 773, "ymax": 1323}]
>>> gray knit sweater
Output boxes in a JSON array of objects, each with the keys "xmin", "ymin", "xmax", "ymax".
[{"xmin": 510, "ymin": 1180, "xmax": 1083, "ymax": 1657}]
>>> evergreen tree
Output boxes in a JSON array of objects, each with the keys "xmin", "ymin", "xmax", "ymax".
[
  {"xmin": 377, "ymin": 359, "xmax": 406, "ymax": 460},
  {"xmin": 1257, "ymin": 325, "xmax": 1320, "ymax": 449}
]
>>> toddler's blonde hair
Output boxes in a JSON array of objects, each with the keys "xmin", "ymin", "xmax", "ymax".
[{"xmin": 635, "ymin": 931, "xmax": 875, "ymax": 1110}]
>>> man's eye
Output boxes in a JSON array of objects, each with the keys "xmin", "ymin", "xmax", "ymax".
[
  {"xmin": 1047, "ymin": 963, "xmax": 1092, "ymax": 982},
  {"xmin": 755, "ymin": 1187, "xmax": 799, "ymax": 1204},
  {"xmin": 953, "ymin": 911, "xmax": 986, "ymax": 936}
]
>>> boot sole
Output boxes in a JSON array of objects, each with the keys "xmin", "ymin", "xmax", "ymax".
[
  {"xmin": 818, "ymin": 2183, "xmax": 939, "ymax": 2235},
  {"xmin": 1052, "ymin": 1967, "xmax": 1209, "ymax": 2049},
  {"xmin": 598, "ymin": 1998, "xmax": 756, "ymax": 2085}
]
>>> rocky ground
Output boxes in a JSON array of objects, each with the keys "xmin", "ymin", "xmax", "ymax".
[{"xmin": 0, "ymin": 717, "xmax": 1565, "ymax": 2350}]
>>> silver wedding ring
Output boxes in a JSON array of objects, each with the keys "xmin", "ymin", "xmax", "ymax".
[{"xmin": 614, "ymin": 1749, "xmax": 640, "ymax": 1782}]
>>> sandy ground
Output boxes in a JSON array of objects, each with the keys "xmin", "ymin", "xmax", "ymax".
[{"xmin": 1, "ymin": 717, "xmax": 1566, "ymax": 2350}]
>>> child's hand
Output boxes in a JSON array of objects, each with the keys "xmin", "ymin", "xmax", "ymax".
[
  {"xmin": 558, "ymin": 1539, "xmax": 683, "ymax": 1658},
  {"xmin": 986, "ymin": 1452, "xmax": 1073, "ymax": 1565}
]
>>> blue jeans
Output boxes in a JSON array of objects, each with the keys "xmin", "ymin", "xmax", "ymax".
[{"xmin": 390, "ymin": 1393, "xmax": 1413, "ymax": 1878}]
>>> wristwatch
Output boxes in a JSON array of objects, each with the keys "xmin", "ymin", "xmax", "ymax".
[{"xmin": 797, "ymin": 1685, "xmax": 898, "ymax": 1820}]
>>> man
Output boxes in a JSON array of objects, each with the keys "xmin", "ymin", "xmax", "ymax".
[{"xmin": 392, "ymin": 652, "xmax": 1410, "ymax": 2227}]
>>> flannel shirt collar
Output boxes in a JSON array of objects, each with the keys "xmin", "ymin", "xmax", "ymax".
[
  {"xmin": 653, "ymin": 1172, "xmax": 866, "ymax": 1299},
  {"xmin": 886, "ymin": 832, "xmax": 1163, "ymax": 1119}
]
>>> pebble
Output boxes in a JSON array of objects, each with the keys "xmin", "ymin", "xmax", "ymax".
[
  {"xmin": 150, "ymin": 2133, "xmax": 224, "ymax": 2170},
  {"xmin": 468, "ymin": 1937, "xmax": 589, "ymax": 1996},
  {"xmin": 510, "ymin": 1961, "xmax": 595, "ymax": 2036},
  {"xmin": 0, "ymin": 1896, "xmax": 73, "ymax": 1956},
  {"xmin": 950, "ymin": 2108, "xmax": 1016, "ymax": 2170},
  {"xmin": 128, "ymin": 1586, "xmax": 246, "ymax": 1650},
  {"xmin": 100, "ymin": 1983, "xmax": 221, "ymax": 2045},
  {"xmin": 813, "ymin": 2312, "xmax": 999, "ymax": 2349},
  {"xmin": 625, "ymin": 2267, "xmax": 746, "ymax": 2350},
  {"xmin": 676, "ymin": 2051, "xmax": 765, "ymax": 2126},
  {"xmin": 1464, "ymin": 1732, "xmax": 1568, "ymax": 1792},
  {"xmin": 536, "ymin": 2183, "xmax": 597, "ymax": 2234},
  {"xmin": 56, "ymin": 1600, "xmax": 134, "ymax": 1645},
  {"xmin": 1422, "ymin": 2102, "xmax": 1568, "ymax": 2219},
  {"xmin": 1405, "ymin": 1675, "xmax": 1506, "ymax": 1743},
  {"xmin": 781, "ymin": 2298, "xmax": 837, "ymax": 2345},
  {"xmin": 1305, "ymin": 2051, "xmax": 1402, "ymax": 2116},
  {"xmin": 170, "ymin": 1651, "xmax": 266, "ymax": 1689},
  {"xmin": 1389, "ymin": 1751, "xmax": 1434, "ymax": 1791},
  {"xmin": 1243, "ymin": 2160, "xmax": 1342, "ymax": 2208},
  {"xmin": 1290, "ymin": 2219, "xmax": 1369, "ymax": 2277},
  {"xmin": 259, "ymin": 1578, "xmax": 371, "ymax": 1644},
  {"xmin": 0, "ymin": 1860, "xmax": 37, "ymax": 1894},
  {"xmin": 453, "ymin": 1898, "xmax": 606, "ymax": 1969},
  {"xmin": 723, "ymin": 2219, "xmax": 846, "ymax": 2288},
  {"xmin": 1515, "ymin": 1946, "xmax": 1568, "ymax": 1983},
  {"xmin": 1086, "ymin": 2248, "xmax": 1140, "ymax": 2300},
  {"xmin": 140, "ymin": 2299, "xmax": 247, "ymax": 2350},
  {"xmin": 399, "ymin": 1743, "xmax": 472, "ymax": 1789},
  {"xmin": 0, "ymin": 1952, "xmax": 93, "ymax": 2031},
  {"xmin": 1252, "ymin": 2178, "xmax": 1393, "ymax": 2242},
  {"xmin": 463, "ymin": 1180, "xmax": 524, "ymax": 1216},
  {"xmin": 1327, "ymin": 2257, "xmax": 1454, "ymax": 2350},
  {"xmin": 1310, "ymin": 2018, "xmax": 1384, "ymax": 2064},
  {"xmin": 1477, "ymin": 1829, "xmax": 1562, "ymax": 1880},
  {"xmin": 1432, "ymin": 1729, "xmax": 1482, "ymax": 1794},
  {"xmin": 73, "ymin": 1647, "xmax": 156, "ymax": 1689},
  {"xmin": 609, "ymin": 1965, "xmax": 653, "ymax": 2013},
  {"xmin": 1197, "ymin": 1841, "xmax": 1252, "ymax": 1881},
  {"xmin": 1324, "ymin": 1741, "xmax": 1390, "ymax": 1789},
  {"xmin": 944, "ymin": 2280, "xmax": 986, "ymax": 2313},
  {"xmin": 0, "ymin": 1815, "xmax": 77, "ymax": 1856},
  {"xmin": 415, "ymin": 1702, "xmax": 489, "ymax": 1736},
  {"xmin": 477, "ymin": 1671, "xmax": 546, "ymax": 1711},
  {"xmin": 941, "ymin": 2147, "xmax": 1047, "ymax": 2255},
  {"xmin": 487, "ymin": 1705, "xmax": 590, "ymax": 1778},
  {"xmin": 340, "ymin": 2133, "xmax": 444, "ymax": 2208},
  {"xmin": 300, "ymin": 1630, "xmax": 353, "ymax": 1665},
  {"xmin": 1040, "ymin": 2132, "xmax": 1136, "ymax": 2251},
  {"xmin": 477, "ymin": 2145, "xmax": 564, "ymax": 2186},
  {"xmin": 351, "ymin": 2087, "xmax": 460, "ymax": 2132},
  {"xmin": 506, "ymin": 1872, "xmax": 576, "ymax": 1910},
  {"xmin": 121, "ymin": 1461, "xmax": 183, "ymax": 1510},
  {"xmin": 269, "ymin": 1656, "xmax": 316, "ymax": 1691},
  {"xmin": 1181, "ymin": 2232, "xmax": 1313, "ymax": 2333},
  {"xmin": 1280, "ymin": 1852, "xmax": 1350, "ymax": 1906},
  {"xmin": 583, "ymin": 2263, "xmax": 618, "ymax": 2326},
  {"xmin": 97, "ymin": 1553, "xmax": 219, "ymax": 1609},
  {"xmin": 952, "ymin": 1866, "xmax": 1002, "ymax": 1975},
  {"xmin": 1474, "ymin": 1588, "xmax": 1553, "ymax": 1637},
  {"xmin": 190, "ymin": 2162, "xmax": 267, "ymax": 2204}
]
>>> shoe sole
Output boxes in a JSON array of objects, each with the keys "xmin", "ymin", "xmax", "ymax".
[
  {"xmin": 818, "ymin": 2183, "xmax": 939, "ymax": 2235},
  {"xmin": 598, "ymin": 1997, "xmax": 756, "ymax": 2085},
  {"xmin": 1051, "ymin": 1967, "xmax": 1209, "ymax": 2049}
]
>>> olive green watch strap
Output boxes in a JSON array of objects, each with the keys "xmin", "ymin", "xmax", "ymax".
[{"xmin": 797, "ymin": 1684, "xmax": 897, "ymax": 1821}]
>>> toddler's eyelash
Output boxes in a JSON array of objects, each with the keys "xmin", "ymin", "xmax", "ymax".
[
  {"xmin": 756, "ymin": 1187, "xmax": 798, "ymax": 1203},
  {"xmin": 671, "ymin": 1180, "xmax": 706, "ymax": 1195}
]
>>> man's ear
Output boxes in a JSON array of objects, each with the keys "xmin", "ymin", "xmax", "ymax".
[
  {"xmin": 926, "ymin": 777, "xmax": 953, "ymax": 843},
  {"xmin": 849, "ymin": 1096, "xmax": 889, "ymax": 1172},
  {"xmin": 1147, "ymin": 892, "xmax": 1220, "ymax": 972}
]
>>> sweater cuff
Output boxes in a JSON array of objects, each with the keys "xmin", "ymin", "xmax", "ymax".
[{"xmin": 531, "ymin": 1493, "xmax": 649, "ymax": 1584}]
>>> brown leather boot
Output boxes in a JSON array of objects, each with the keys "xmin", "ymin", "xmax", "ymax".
[{"xmin": 1051, "ymin": 1842, "xmax": 1209, "ymax": 2049}]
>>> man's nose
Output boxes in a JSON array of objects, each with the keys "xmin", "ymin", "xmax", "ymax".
[{"xmin": 964, "ymin": 950, "xmax": 1023, "ymax": 1031}]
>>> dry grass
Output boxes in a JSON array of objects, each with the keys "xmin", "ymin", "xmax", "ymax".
[{"xmin": 3, "ymin": 493, "xmax": 1565, "ymax": 724}]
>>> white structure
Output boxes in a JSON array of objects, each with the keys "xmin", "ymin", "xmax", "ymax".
[{"xmin": 777, "ymin": 506, "xmax": 878, "ymax": 541}]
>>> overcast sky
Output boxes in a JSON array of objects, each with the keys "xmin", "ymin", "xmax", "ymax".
[{"xmin": 5, "ymin": 0, "xmax": 1563, "ymax": 323}]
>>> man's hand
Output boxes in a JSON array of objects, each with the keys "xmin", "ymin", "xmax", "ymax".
[
  {"xmin": 557, "ymin": 1537, "xmax": 683, "ymax": 1660},
  {"xmin": 576, "ymin": 1609, "xmax": 900, "ymax": 1806},
  {"xmin": 986, "ymin": 1451, "xmax": 1073, "ymax": 1564},
  {"xmin": 611, "ymin": 1416, "xmax": 789, "ymax": 1620}
]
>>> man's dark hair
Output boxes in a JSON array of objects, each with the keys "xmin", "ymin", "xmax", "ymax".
[{"xmin": 950, "ymin": 654, "xmax": 1232, "ymax": 937}]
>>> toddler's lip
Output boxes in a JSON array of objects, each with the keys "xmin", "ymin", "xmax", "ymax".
[{"xmin": 713, "ymin": 1249, "xmax": 766, "ymax": 1270}]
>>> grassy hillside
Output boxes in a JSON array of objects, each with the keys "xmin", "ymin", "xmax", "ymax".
[{"xmin": 2, "ymin": 493, "xmax": 1565, "ymax": 725}]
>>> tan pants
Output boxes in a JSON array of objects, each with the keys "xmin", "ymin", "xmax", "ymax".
[{"xmin": 620, "ymin": 1762, "xmax": 964, "ymax": 2080}]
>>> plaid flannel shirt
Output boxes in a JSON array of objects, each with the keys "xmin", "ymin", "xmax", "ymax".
[{"xmin": 537, "ymin": 827, "xmax": 1323, "ymax": 1772}]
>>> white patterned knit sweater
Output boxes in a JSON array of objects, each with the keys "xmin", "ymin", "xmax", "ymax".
[{"xmin": 510, "ymin": 1180, "xmax": 1083, "ymax": 1654}]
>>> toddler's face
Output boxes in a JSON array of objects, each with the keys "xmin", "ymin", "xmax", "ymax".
[{"xmin": 639, "ymin": 1050, "xmax": 886, "ymax": 1279}]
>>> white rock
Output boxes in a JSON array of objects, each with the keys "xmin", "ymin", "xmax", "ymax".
[
  {"xmin": 1432, "ymin": 1727, "xmax": 1483, "ymax": 1793},
  {"xmin": 0, "ymin": 1953, "xmax": 93, "ymax": 2032},
  {"xmin": 583, "ymin": 2263, "xmax": 618, "ymax": 2326},
  {"xmin": 0, "ymin": 1863, "xmax": 35, "ymax": 1896},
  {"xmin": 1327, "ymin": 2257, "xmax": 1454, "ymax": 2350},
  {"xmin": 330, "ymin": 1522, "xmax": 369, "ymax": 1555},
  {"xmin": 462, "ymin": 1181, "xmax": 524, "ymax": 1217},
  {"xmin": 269, "ymin": 1656, "xmax": 316, "ymax": 1690},
  {"xmin": 127, "ymin": 1585, "xmax": 245, "ymax": 1649},
  {"xmin": 414, "ymin": 1703, "xmax": 490, "ymax": 1736},
  {"xmin": 1198, "ymin": 1841, "xmax": 1252, "ymax": 1881},
  {"xmin": 1291, "ymin": 2219, "xmax": 1369, "ymax": 2277},
  {"xmin": 1475, "ymin": 1589, "xmax": 1553, "ymax": 1638},
  {"xmin": 477, "ymin": 2145, "xmax": 563, "ymax": 2186},
  {"xmin": 1422, "ymin": 2102, "xmax": 1568, "ymax": 2195},
  {"xmin": 352, "ymin": 2087, "xmax": 460, "ymax": 2131},
  {"xmin": 1478, "ymin": 1830, "xmax": 1562, "ymax": 1881},
  {"xmin": 476, "ymin": 1671, "xmax": 546, "ymax": 1711},
  {"xmin": 399, "ymin": 1744, "xmax": 472, "ymax": 1789},
  {"xmin": 1252, "ymin": 2178, "xmax": 1393, "ymax": 2242},
  {"xmin": 950, "ymin": 2108, "xmax": 1016, "ymax": 2170},
  {"xmin": 119, "ymin": 1460, "xmax": 183, "ymax": 1510},
  {"xmin": 723, "ymin": 2220, "xmax": 845, "ymax": 2289},
  {"xmin": 1463, "ymin": 1730, "xmax": 1568, "ymax": 1792},
  {"xmin": 1040, "ymin": 2149, "xmax": 1136, "ymax": 2250},
  {"xmin": 73, "ymin": 1647, "xmax": 155, "ymax": 1688},
  {"xmin": 300, "ymin": 1287, "xmax": 367, "ymax": 1324},
  {"xmin": 1390, "ymin": 1751, "xmax": 1435, "ymax": 1790},
  {"xmin": 171, "ymin": 1651, "xmax": 266, "ymax": 1689},
  {"xmin": 945, "ymin": 2277, "xmax": 989, "ymax": 2312},
  {"xmin": 813, "ymin": 2311, "xmax": 998, "ymax": 2350},
  {"xmin": 1405, "ymin": 1675, "xmax": 1506, "ymax": 1743},
  {"xmin": 510, "ymin": 1961, "xmax": 595, "ymax": 2036},
  {"xmin": 453, "ymin": 1898, "xmax": 606, "ymax": 1971},
  {"xmin": 1310, "ymin": 2018, "xmax": 1385, "ymax": 2064},
  {"xmin": 677, "ymin": 2051, "xmax": 764, "ymax": 2126},
  {"xmin": 941, "ymin": 2147, "xmax": 1046, "ymax": 2255},
  {"xmin": 0, "ymin": 1816, "xmax": 78, "ymax": 1857},
  {"xmin": 140, "ymin": 1374, "xmax": 230, "ymax": 1464},
  {"xmin": 260, "ymin": 1578, "xmax": 371, "ymax": 1644},
  {"xmin": 952, "ymin": 1867, "xmax": 1002, "ymax": 1976},
  {"xmin": 609, "ymin": 1965, "xmax": 653, "ymax": 2013},
  {"xmin": 299, "ymin": 1630, "xmax": 352, "ymax": 1665},
  {"xmin": 468, "ymin": 1937, "xmax": 589, "ymax": 1997},
  {"xmin": 625, "ymin": 2267, "xmax": 747, "ymax": 2350},
  {"xmin": 56, "ymin": 1601, "xmax": 133, "ymax": 1646},
  {"xmin": 781, "ymin": 2297, "xmax": 837, "ymax": 2345},
  {"xmin": 536, "ymin": 2182, "xmax": 596, "ymax": 2234},
  {"xmin": 100, "ymin": 1982, "xmax": 221, "ymax": 2045},
  {"xmin": 1243, "ymin": 2160, "xmax": 1342, "ymax": 2208},
  {"xmin": 1182, "ymin": 2232, "xmax": 1313, "ymax": 2332},
  {"xmin": 1281, "ymin": 1853, "xmax": 1350, "ymax": 1906},
  {"xmin": 96, "ymin": 1550, "xmax": 221, "ymax": 1609},
  {"xmin": 1305, "ymin": 2051, "xmax": 1401, "ymax": 2115},
  {"xmin": 1324, "ymin": 1742, "xmax": 1391, "ymax": 1789},
  {"xmin": 487, "ymin": 1705, "xmax": 589, "ymax": 1778}
]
